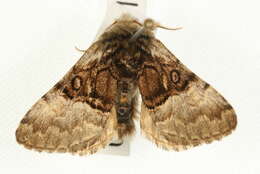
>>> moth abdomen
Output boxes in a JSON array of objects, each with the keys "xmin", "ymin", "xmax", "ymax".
[
  {"xmin": 114, "ymin": 80, "xmax": 138, "ymax": 138},
  {"xmin": 117, "ymin": 105, "xmax": 131, "ymax": 124}
]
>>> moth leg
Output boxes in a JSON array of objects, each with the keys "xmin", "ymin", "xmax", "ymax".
[{"xmin": 75, "ymin": 46, "xmax": 87, "ymax": 53}]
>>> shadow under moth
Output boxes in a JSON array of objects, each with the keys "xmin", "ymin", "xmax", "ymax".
[{"xmin": 16, "ymin": 14, "xmax": 237, "ymax": 155}]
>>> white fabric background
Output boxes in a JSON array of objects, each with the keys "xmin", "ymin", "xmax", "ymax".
[{"xmin": 0, "ymin": 0, "xmax": 260, "ymax": 174}]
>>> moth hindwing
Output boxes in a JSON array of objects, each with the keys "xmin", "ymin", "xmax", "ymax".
[{"xmin": 16, "ymin": 14, "xmax": 237, "ymax": 155}]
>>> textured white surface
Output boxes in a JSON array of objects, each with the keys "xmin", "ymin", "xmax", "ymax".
[
  {"xmin": 99, "ymin": 137, "xmax": 131, "ymax": 156},
  {"xmin": 95, "ymin": 0, "xmax": 147, "ymax": 39},
  {"xmin": 0, "ymin": 0, "xmax": 260, "ymax": 174}
]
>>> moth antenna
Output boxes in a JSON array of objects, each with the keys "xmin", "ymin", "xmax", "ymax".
[
  {"xmin": 144, "ymin": 18, "xmax": 182, "ymax": 31},
  {"xmin": 75, "ymin": 46, "xmax": 87, "ymax": 53},
  {"xmin": 130, "ymin": 27, "xmax": 145, "ymax": 42},
  {"xmin": 130, "ymin": 19, "xmax": 182, "ymax": 42},
  {"xmin": 157, "ymin": 25, "xmax": 183, "ymax": 31}
]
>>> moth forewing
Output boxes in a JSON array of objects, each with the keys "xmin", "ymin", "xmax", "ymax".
[{"xmin": 138, "ymin": 39, "xmax": 237, "ymax": 151}]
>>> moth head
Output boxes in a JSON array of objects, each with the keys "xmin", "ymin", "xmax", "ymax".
[{"xmin": 143, "ymin": 18, "xmax": 158, "ymax": 31}]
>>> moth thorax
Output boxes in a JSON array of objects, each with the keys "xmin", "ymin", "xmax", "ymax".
[{"xmin": 130, "ymin": 19, "xmax": 157, "ymax": 42}]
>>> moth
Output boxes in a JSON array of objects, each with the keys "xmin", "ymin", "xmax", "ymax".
[{"xmin": 16, "ymin": 14, "xmax": 237, "ymax": 155}]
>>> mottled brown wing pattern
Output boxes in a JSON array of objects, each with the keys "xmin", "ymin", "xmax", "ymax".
[
  {"xmin": 16, "ymin": 43, "xmax": 119, "ymax": 155},
  {"xmin": 139, "ymin": 39, "xmax": 237, "ymax": 151}
]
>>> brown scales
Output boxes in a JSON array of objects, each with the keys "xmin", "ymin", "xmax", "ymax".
[{"xmin": 15, "ymin": 14, "xmax": 237, "ymax": 155}]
